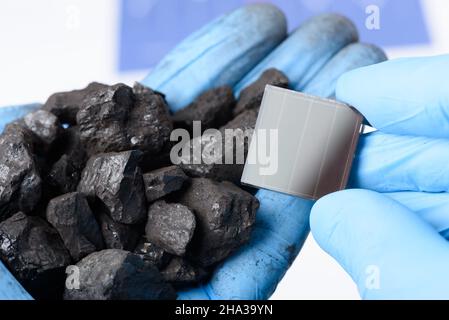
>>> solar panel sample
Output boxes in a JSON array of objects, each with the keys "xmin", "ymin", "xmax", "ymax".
[{"xmin": 241, "ymin": 85, "xmax": 363, "ymax": 200}]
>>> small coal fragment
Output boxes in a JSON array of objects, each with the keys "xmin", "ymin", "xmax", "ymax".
[
  {"xmin": 76, "ymin": 83, "xmax": 134, "ymax": 155},
  {"xmin": 76, "ymin": 83, "xmax": 172, "ymax": 156},
  {"xmin": 161, "ymin": 257, "xmax": 208, "ymax": 286},
  {"xmin": 0, "ymin": 124, "xmax": 42, "ymax": 220},
  {"xmin": 178, "ymin": 178, "xmax": 259, "ymax": 267},
  {"xmin": 23, "ymin": 110, "xmax": 61, "ymax": 146},
  {"xmin": 128, "ymin": 82, "xmax": 173, "ymax": 153},
  {"xmin": 98, "ymin": 212, "xmax": 141, "ymax": 251},
  {"xmin": 63, "ymin": 249, "xmax": 177, "ymax": 300},
  {"xmin": 143, "ymin": 166, "xmax": 188, "ymax": 203},
  {"xmin": 234, "ymin": 68, "xmax": 289, "ymax": 116},
  {"xmin": 172, "ymin": 86, "xmax": 235, "ymax": 131},
  {"xmin": 0, "ymin": 212, "xmax": 71, "ymax": 299},
  {"xmin": 46, "ymin": 192, "xmax": 103, "ymax": 261},
  {"xmin": 78, "ymin": 150, "xmax": 146, "ymax": 224},
  {"xmin": 223, "ymin": 107, "xmax": 259, "ymax": 130},
  {"xmin": 180, "ymin": 108, "xmax": 258, "ymax": 183},
  {"xmin": 42, "ymin": 82, "xmax": 107, "ymax": 125},
  {"xmin": 47, "ymin": 127, "xmax": 87, "ymax": 194},
  {"xmin": 145, "ymin": 201, "xmax": 196, "ymax": 256},
  {"xmin": 134, "ymin": 237, "xmax": 171, "ymax": 269}
]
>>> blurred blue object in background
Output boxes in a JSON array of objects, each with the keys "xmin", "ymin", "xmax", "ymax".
[
  {"xmin": 0, "ymin": 104, "xmax": 41, "ymax": 133},
  {"xmin": 119, "ymin": 0, "xmax": 428, "ymax": 71}
]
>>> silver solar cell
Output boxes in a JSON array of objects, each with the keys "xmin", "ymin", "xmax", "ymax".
[{"xmin": 241, "ymin": 85, "xmax": 363, "ymax": 200}]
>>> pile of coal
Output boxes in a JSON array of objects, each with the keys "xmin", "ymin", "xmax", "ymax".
[{"xmin": 0, "ymin": 68, "xmax": 287, "ymax": 300}]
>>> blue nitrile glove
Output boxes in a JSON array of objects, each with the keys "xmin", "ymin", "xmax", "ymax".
[
  {"xmin": 0, "ymin": 4, "xmax": 386, "ymax": 300},
  {"xmin": 311, "ymin": 54, "xmax": 449, "ymax": 299}
]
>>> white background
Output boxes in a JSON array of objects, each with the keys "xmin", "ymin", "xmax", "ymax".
[{"xmin": 1, "ymin": 0, "xmax": 449, "ymax": 299}]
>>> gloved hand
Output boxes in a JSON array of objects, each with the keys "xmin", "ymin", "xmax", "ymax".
[
  {"xmin": 0, "ymin": 4, "xmax": 386, "ymax": 300},
  {"xmin": 311, "ymin": 54, "xmax": 449, "ymax": 299}
]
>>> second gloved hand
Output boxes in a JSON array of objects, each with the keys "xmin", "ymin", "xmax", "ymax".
[{"xmin": 311, "ymin": 54, "xmax": 449, "ymax": 299}]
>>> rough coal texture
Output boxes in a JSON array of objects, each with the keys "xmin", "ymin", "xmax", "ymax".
[
  {"xmin": 128, "ymin": 82, "xmax": 173, "ymax": 153},
  {"xmin": 78, "ymin": 150, "xmax": 146, "ymax": 224},
  {"xmin": 161, "ymin": 257, "xmax": 208, "ymax": 287},
  {"xmin": 134, "ymin": 237, "xmax": 171, "ymax": 269},
  {"xmin": 42, "ymin": 82, "xmax": 107, "ymax": 125},
  {"xmin": 0, "ymin": 124, "xmax": 42, "ymax": 220},
  {"xmin": 76, "ymin": 83, "xmax": 134, "ymax": 155},
  {"xmin": 76, "ymin": 83, "xmax": 172, "ymax": 156},
  {"xmin": 0, "ymin": 212, "xmax": 71, "ymax": 299},
  {"xmin": 46, "ymin": 192, "xmax": 103, "ymax": 261},
  {"xmin": 234, "ymin": 68, "xmax": 289, "ymax": 116},
  {"xmin": 143, "ymin": 166, "xmax": 188, "ymax": 203},
  {"xmin": 47, "ymin": 127, "xmax": 87, "ymax": 194},
  {"xmin": 146, "ymin": 201, "xmax": 196, "ymax": 256},
  {"xmin": 63, "ymin": 249, "xmax": 177, "ymax": 300},
  {"xmin": 180, "ymin": 108, "xmax": 258, "ymax": 183},
  {"xmin": 24, "ymin": 110, "xmax": 61, "ymax": 146},
  {"xmin": 172, "ymin": 86, "xmax": 235, "ymax": 132},
  {"xmin": 98, "ymin": 211, "xmax": 141, "ymax": 251},
  {"xmin": 178, "ymin": 178, "xmax": 259, "ymax": 267}
]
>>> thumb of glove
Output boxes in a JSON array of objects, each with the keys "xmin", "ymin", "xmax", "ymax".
[{"xmin": 310, "ymin": 189, "xmax": 449, "ymax": 299}]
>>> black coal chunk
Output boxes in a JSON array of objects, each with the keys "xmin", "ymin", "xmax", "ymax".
[
  {"xmin": 42, "ymin": 82, "xmax": 107, "ymax": 125},
  {"xmin": 76, "ymin": 83, "xmax": 134, "ymax": 155},
  {"xmin": 78, "ymin": 150, "xmax": 147, "ymax": 224},
  {"xmin": 178, "ymin": 178, "xmax": 258, "ymax": 267},
  {"xmin": 134, "ymin": 237, "xmax": 171, "ymax": 269},
  {"xmin": 172, "ymin": 86, "xmax": 235, "ymax": 131},
  {"xmin": 145, "ymin": 201, "xmax": 196, "ymax": 256},
  {"xmin": 0, "ymin": 124, "xmax": 42, "ymax": 220},
  {"xmin": 180, "ymin": 108, "xmax": 258, "ymax": 184},
  {"xmin": 128, "ymin": 82, "xmax": 173, "ymax": 153},
  {"xmin": 47, "ymin": 127, "xmax": 87, "ymax": 194},
  {"xmin": 23, "ymin": 110, "xmax": 61, "ymax": 146},
  {"xmin": 76, "ymin": 83, "xmax": 172, "ymax": 156},
  {"xmin": 46, "ymin": 192, "xmax": 103, "ymax": 261},
  {"xmin": 161, "ymin": 257, "xmax": 208, "ymax": 286},
  {"xmin": 0, "ymin": 212, "xmax": 71, "ymax": 299},
  {"xmin": 98, "ymin": 212, "xmax": 141, "ymax": 251},
  {"xmin": 63, "ymin": 249, "xmax": 177, "ymax": 300},
  {"xmin": 143, "ymin": 166, "xmax": 188, "ymax": 203},
  {"xmin": 234, "ymin": 68, "xmax": 289, "ymax": 116}
]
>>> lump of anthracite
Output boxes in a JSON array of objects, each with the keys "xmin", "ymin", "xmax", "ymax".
[
  {"xmin": 0, "ymin": 212, "xmax": 71, "ymax": 299},
  {"xmin": 145, "ymin": 201, "xmax": 196, "ymax": 256},
  {"xmin": 47, "ymin": 127, "xmax": 87, "ymax": 194},
  {"xmin": 76, "ymin": 82, "xmax": 172, "ymax": 156},
  {"xmin": 76, "ymin": 83, "xmax": 133, "ymax": 155},
  {"xmin": 0, "ymin": 124, "xmax": 42, "ymax": 221},
  {"xmin": 46, "ymin": 192, "xmax": 103, "ymax": 261},
  {"xmin": 178, "ymin": 178, "xmax": 259, "ymax": 267},
  {"xmin": 234, "ymin": 68, "xmax": 289, "ymax": 116},
  {"xmin": 63, "ymin": 249, "xmax": 177, "ymax": 300},
  {"xmin": 223, "ymin": 107, "xmax": 259, "ymax": 131},
  {"xmin": 24, "ymin": 110, "xmax": 61, "ymax": 146},
  {"xmin": 42, "ymin": 82, "xmax": 107, "ymax": 125},
  {"xmin": 172, "ymin": 86, "xmax": 235, "ymax": 132},
  {"xmin": 98, "ymin": 212, "xmax": 141, "ymax": 251},
  {"xmin": 180, "ymin": 108, "xmax": 258, "ymax": 184},
  {"xmin": 78, "ymin": 150, "xmax": 146, "ymax": 224},
  {"xmin": 143, "ymin": 165, "xmax": 188, "ymax": 203},
  {"xmin": 161, "ymin": 257, "xmax": 208, "ymax": 287},
  {"xmin": 127, "ymin": 82, "xmax": 173, "ymax": 153},
  {"xmin": 134, "ymin": 237, "xmax": 171, "ymax": 269}
]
